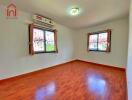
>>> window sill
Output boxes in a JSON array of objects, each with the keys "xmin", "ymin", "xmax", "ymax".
[{"xmin": 34, "ymin": 51, "xmax": 58, "ymax": 54}]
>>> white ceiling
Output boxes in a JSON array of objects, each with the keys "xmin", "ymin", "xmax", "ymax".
[{"xmin": 5, "ymin": 0, "xmax": 131, "ymax": 29}]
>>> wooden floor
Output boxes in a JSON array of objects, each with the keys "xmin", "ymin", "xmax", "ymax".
[{"xmin": 0, "ymin": 60, "xmax": 127, "ymax": 100}]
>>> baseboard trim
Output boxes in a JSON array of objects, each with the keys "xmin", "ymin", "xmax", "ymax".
[{"xmin": 76, "ymin": 59, "xmax": 126, "ymax": 71}]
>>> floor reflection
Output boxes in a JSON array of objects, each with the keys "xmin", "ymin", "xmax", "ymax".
[
  {"xmin": 86, "ymin": 74, "xmax": 107, "ymax": 95},
  {"xmin": 35, "ymin": 82, "xmax": 55, "ymax": 100}
]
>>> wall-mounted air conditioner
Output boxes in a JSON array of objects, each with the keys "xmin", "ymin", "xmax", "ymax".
[{"xmin": 33, "ymin": 14, "xmax": 55, "ymax": 29}]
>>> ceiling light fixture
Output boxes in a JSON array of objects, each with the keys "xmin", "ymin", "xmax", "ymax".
[{"xmin": 70, "ymin": 7, "xmax": 80, "ymax": 16}]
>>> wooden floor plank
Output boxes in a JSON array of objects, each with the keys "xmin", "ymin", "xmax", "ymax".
[{"xmin": 0, "ymin": 60, "xmax": 127, "ymax": 100}]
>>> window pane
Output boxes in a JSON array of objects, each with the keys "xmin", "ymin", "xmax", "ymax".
[
  {"xmin": 89, "ymin": 43, "xmax": 98, "ymax": 50},
  {"xmin": 98, "ymin": 33, "xmax": 108, "ymax": 42},
  {"xmin": 45, "ymin": 31, "xmax": 55, "ymax": 52},
  {"xmin": 33, "ymin": 28, "xmax": 44, "ymax": 52},
  {"xmin": 98, "ymin": 32, "xmax": 108, "ymax": 51},
  {"xmin": 98, "ymin": 42, "xmax": 107, "ymax": 51},
  {"xmin": 89, "ymin": 34, "xmax": 98, "ymax": 43}
]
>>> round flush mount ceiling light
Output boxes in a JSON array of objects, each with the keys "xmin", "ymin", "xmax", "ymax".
[{"xmin": 70, "ymin": 7, "xmax": 80, "ymax": 16}]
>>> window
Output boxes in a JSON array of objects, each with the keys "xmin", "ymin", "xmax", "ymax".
[
  {"xmin": 88, "ymin": 29, "xmax": 111, "ymax": 52},
  {"xmin": 29, "ymin": 24, "xmax": 58, "ymax": 55}
]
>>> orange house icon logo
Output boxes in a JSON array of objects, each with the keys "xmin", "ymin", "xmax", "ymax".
[{"xmin": 6, "ymin": 3, "xmax": 17, "ymax": 19}]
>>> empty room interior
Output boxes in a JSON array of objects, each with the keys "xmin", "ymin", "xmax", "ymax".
[{"xmin": 0, "ymin": 0, "xmax": 132, "ymax": 100}]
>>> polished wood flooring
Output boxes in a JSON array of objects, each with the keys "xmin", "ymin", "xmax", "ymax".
[{"xmin": 0, "ymin": 60, "xmax": 127, "ymax": 100}]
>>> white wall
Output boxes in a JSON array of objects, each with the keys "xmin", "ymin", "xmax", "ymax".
[
  {"xmin": 0, "ymin": 10, "xmax": 75, "ymax": 80},
  {"xmin": 127, "ymin": 0, "xmax": 132, "ymax": 99},
  {"xmin": 74, "ymin": 17, "xmax": 129, "ymax": 68}
]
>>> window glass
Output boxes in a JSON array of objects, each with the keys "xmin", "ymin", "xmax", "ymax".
[
  {"xmin": 88, "ymin": 30, "xmax": 111, "ymax": 52},
  {"xmin": 98, "ymin": 33, "xmax": 108, "ymax": 51},
  {"xmin": 89, "ymin": 43, "xmax": 98, "ymax": 50},
  {"xmin": 33, "ymin": 28, "xmax": 45, "ymax": 52},
  {"xmin": 89, "ymin": 34, "xmax": 98, "ymax": 43},
  {"xmin": 45, "ymin": 31, "xmax": 55, "ymax": 52}
]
